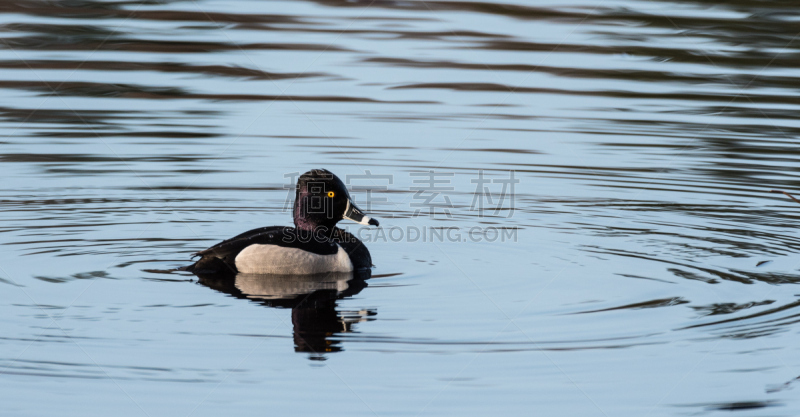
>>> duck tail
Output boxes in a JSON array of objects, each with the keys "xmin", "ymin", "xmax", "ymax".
[{"xmin": 180, "ymin": 255, "xmax": 236, "ymax": 276}]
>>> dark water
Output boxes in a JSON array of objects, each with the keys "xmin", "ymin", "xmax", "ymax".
[{"xmin": 2, "ymin": 0, "xmax": 800, "ymax": 415}]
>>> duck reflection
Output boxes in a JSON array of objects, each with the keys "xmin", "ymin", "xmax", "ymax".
[{"xmin": 193, "ymin": 270, "xmax": 373, "ymax": 359}]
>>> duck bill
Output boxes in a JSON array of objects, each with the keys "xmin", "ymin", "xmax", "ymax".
[{"xmin": 343, "ymin": 200, "xmax": 379, "ymax": 227}]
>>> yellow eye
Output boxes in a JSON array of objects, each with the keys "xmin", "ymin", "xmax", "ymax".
[{"xmin": 327, "ymin": 191, "xmax": 335, "ymax": 198}]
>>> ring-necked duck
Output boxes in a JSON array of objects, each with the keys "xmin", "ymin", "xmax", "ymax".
[{"xmin": 185, "ymin": 169, "xmax": 379, "ymax": 275}]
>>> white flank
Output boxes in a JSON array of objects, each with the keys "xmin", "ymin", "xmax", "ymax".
[{"xmin": 234, "ymin": 244, "xmax": 353, "ymax": 275}]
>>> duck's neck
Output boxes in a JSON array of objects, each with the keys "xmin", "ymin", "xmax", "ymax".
[
  {"xmin": 294, "ymin": 219, "xmax": 339, "ymax": 239},
  {"xmin": 293, "ymin": 195, "xmax": 338, "ymax": 235}
]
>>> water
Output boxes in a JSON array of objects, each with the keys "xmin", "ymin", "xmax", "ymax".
[{"xmin": 2, "ymin": 0, "xmax": 800, "ymax": 415}]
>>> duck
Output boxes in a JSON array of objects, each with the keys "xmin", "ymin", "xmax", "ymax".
[{"xmin": 185, "ymin": 169, "xmax": 379, "ymax": 275}]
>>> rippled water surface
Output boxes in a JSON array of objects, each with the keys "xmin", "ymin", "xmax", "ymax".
[{"xmin": 3, "ymin": 0, "xmax": 800, "ymax": 415}]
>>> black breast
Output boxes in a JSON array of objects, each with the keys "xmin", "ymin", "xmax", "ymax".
[{"xmin": 331, "ymin": 228, "xmax": 372, "ymax": 270}]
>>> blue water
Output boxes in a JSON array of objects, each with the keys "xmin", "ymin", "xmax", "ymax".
[{"xmin": 2, "ymin": 0, "xmax": 800, "ymax": 415}]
